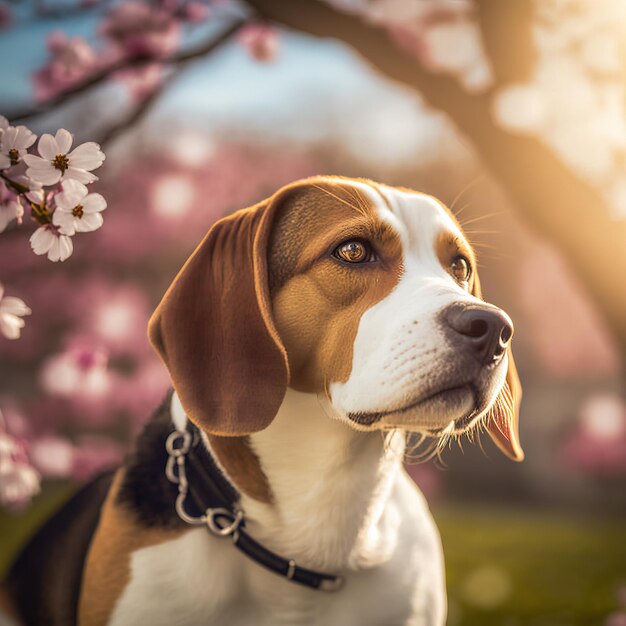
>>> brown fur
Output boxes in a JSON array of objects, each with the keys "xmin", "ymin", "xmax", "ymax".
[
  {"xmin": 78, "ymin": 471, "xmax": 185, "ymax": 626},
  {"xmin": 208, "ymin": 435, "xmax": 273, "ymax": 503},
  {"xmin": 148, "ymin": 176, "xmax": 404, "ymax": 503},
  {"xmin": 269, "ymin": 179, "xmax": 403, "ymax": 392}
]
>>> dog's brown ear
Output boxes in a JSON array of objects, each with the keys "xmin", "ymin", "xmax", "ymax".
[
  {"xmin": 148, "ymin": 196, "xmax": 289, "ymax": 436},
  {"xmin": 471, "ymin": 272, "xmax": 524, "ymax": 461}
]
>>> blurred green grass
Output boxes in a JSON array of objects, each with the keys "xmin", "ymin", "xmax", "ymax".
[
  {"xmin": 0, "ymin": 487, "xmax": 624, "ymax": 625},
  {"xmin": 435, "ymin": 505, "xmax": 626, "ymax": 626}
]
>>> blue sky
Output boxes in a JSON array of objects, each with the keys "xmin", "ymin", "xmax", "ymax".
[{"xmin": 0, "ymin": 7, "xmax": 455, "ymax": 169}]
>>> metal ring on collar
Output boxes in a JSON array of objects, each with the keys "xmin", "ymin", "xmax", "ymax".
[
  {"xmin": 206, "ymin": 508, "xmax": 244, "ymax": 537},
  {"xmin": 165, "ymin": 430, "xmax": 192, "ymax": 457}
]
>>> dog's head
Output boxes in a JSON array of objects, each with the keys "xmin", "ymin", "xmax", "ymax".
[{"xmin": 149, "ymin": 176, "xmax": 523, "ymax": 461}]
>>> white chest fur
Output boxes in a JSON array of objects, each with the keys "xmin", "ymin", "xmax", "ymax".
[{"xmin": 109, "ymin": 391, "xmax": 446, "ymax": 626}]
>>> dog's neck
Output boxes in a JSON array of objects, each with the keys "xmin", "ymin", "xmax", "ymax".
[{"xmin": 230, "ymin": 389, "xmax": 406, "ymax": 572}]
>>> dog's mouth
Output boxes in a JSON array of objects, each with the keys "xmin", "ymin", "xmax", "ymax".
[{"xmin": 347, "ymin": 383, "xmax": 476, "ymax": 428}]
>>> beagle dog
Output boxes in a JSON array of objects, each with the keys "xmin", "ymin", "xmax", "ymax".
[{"xmin": 4, "ymin": 176, "xmax": 522, "ymax": 626}]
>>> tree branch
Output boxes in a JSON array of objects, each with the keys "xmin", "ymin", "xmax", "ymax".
[
  {"xmin": 93, "ymin": 18, "xmax": 248, "ymax": 148},
  {"xmin": 4, "ymin": 18, "xmax": 246, "ymax": 123},
  {"xmin": 245, "ymin": 0, "xmax": 626, "ymax": 356}
]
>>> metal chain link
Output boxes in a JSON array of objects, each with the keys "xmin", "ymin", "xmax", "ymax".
[{"xmin": 164, "ymin": 429, "xmax": 244, "ymax": 535}]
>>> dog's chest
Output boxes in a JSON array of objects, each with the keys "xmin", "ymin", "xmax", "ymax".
[{"xmin": 107, "ymin": 475, "xmax": 446, "ymax": 626}]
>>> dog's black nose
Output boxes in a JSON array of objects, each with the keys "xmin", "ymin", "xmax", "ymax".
[{"xmin": 444, "ymin": 304, "xmax": 513, "ymax": 365}]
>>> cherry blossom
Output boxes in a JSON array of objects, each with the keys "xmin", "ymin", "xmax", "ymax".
[
  {"xmin": 34, "ymin": 32, "xmax": 98, "ymax": 103},
  {"xmin": 29, "ymin": 435, "xmax": 75, "ymax": 478},
  {"xmin": 100, "ymin": 2, "xmax": 180, "ymax": 58},
  {"xmin": 0, "ymin": 418, "xmax": 40, "ymax": 508},
  {"xmin": 238, "ymin": 24, "xmax": 280, "ymax": 62},
  {"xmin": 40, "ymin": 343, "xmax": 110, "ymax": 399},
  {"xmin": 53, "ymin": 179, "xmax": 106, "ymax": 235},
  {"xmin": 0, "ymin": 181, "xmax": 23, "ymax": 233},
  {"xmin": 0, "ymin": 282, "xmax": 31, "ymax": 340},
  {"xmin": 24, "ymin": 129, "xmax": 105, "ymax": 186},
  {"xmin": 184, "ymin": 2, "xmax": 211, "ymax": 24},
  {"xmin": 30, "ymin": 224, "xmax": 74, "ymax": 262},
  {"xmin": 0, "ymin": 124, "xmax": 37, "ymax": 169}
]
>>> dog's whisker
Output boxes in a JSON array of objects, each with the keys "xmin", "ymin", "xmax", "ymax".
[
  {"xmin": 449, "ymin": 175, "xmax": 485, "ymax": 214},
  {"xmin": 311, "ymin": 183, "xmax": 366, "ymax": 216},
  {"xmin": 458, "ymin": 211, "xmax": 507, "ymax": 228}
]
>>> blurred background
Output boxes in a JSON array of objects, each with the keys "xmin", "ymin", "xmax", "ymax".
[{"xmin": 0, "ymin": 1, "xmax": 625, "ymax": 624}]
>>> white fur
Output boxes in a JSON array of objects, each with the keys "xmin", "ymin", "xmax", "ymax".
[
  {"xmin": 109, "ymin": 390, "xmax": 446, "ymax": 626},
  {"xmin": 330, "ymin": 185, "xmax": 506, "ymax": 431}
]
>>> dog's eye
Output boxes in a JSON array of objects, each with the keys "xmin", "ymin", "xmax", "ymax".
[
  {"xmin": 333, "ymin": 240, "xmax": 375, "ymax": 264},
  {"xmin": 451, "ymin": 255, "xmax": 471, "ymax": 282}
]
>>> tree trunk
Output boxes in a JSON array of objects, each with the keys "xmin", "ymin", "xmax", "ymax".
[{"xmin": 247, "ymin": 0, "xmax": 626, "ymax": 359}]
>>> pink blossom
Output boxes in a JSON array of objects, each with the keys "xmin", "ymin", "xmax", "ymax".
[
  {"xmin": 34, "ymin": 32, "xmax": 98, "ymax": 102},
  {"xmin": 238, "ymin": 24, "xmax": 280, "ymax": 62},
  {"xmin": 0, "ymin": 420, "xmax": 40, "ymax": 508},
  {"xmin": 183, "ymin": 2, "xmax": 211, "ymax": 23},
  {"xmin": 560, "ymin": 393, "xmax": 626, "ymax": 476},
  {"xmin": 30, "ymin": 224, "xmax": 74, "ymax": 262},
  {"xmin": 100, "ymin": 3, "xmax": 180, "ymax": 58},
  {"xmin": 40, "ymin": 342, "xmax": 111, "ymax": 400},
  {"xmin": 24, "ymin": 129, "xmax": 105, "ymax": 186},
  {"xmin": 0, "ymin": 282, "xmax": 31, "ymax": 340},
  {"xmin": 82, "ymin": 283, "xmax": 151, "ymax": 356},
  {"xmin": 114, "ymin": 62, "xmax": 164, "ymax": 103},
  {"xmin": 71, "ymin": 435, "xmax": 123, "ymax": 481},
  {"xmin": 29, "ymin": 435, "xmax": 74, "ymax": 478},
  {"xmin": 0, "ymin": 180, "xmax": 24, "ymax": 233}
]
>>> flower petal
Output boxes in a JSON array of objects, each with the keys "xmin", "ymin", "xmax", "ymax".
[
  {"xmin": 82, "ymin": 193, "xmax": 106, "ymax": 213},
  {"xmin": 10, "ymin": 126, "xmax": 37, "ymax": 151},
  {"xmin": 54, "ymin": 129, "xmax": 73, "ymax": 155},
  {"xmin": 26, "ymin": 164, "xmax": 62, "ymax": 186},
  {"xmin": 0, "ymin": 296, "xmax": 31, "ymax": 317},
  {"xmin": 37, "ymin": 133, "xmax": 59, "ymax": 160},
  {"xmin": 76, "ymin": 212, "xmax": 103, "ymax": 233},
  {"xmin": 52, "ymin": 210, "xmax": 76, "ymax": 235},
  {"xmin": 0, "ymin": 314, "xmax": 25, "ymax": 339},
  {"xmin": 0, "ymin": 154, "xmax": 10, "ymax": 169},
  {"xmin": 0, "ymin": 126, "xmax": 17, "ymax": 152},
  {"xmin": 53, "ymin": 235, "xmax": 73, "ymax": 262},
  {"xmin": 23, "ymin": 154, "xmax": 48, "ymax": 168},
  {"xmin": 64, "ymin": 167, "xmax": 97, "ymax": 184},
  {"xmin": 56, "ymin": 179, "xmax": 87, "ymax": 210},
  {"xmin": 25, "ymin": 189, "xmax": 44, "ymax": 205},
  {"xmin": 30, "ymin": 227, "xmax": 55, "ymax": 255},
  {"xmin": 68, "ymin": 142, "xmax": 105, "ymax": 170}
]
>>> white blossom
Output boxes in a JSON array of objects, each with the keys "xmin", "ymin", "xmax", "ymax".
[
  {"xmin": 0, "ymin": 181, "xmax": 23, "ymax": 233},
  {"xmin": 0, "ymin": 426, "xmax": 40, "ymax": 508},
  {"xmin": 492, "ymin": 84, "xmax": 548, "ymax": 134},
  {"xmin": 30, "ymin": 225, "xmax": 74, "ymax": 262},
  {"xmin": 0, "ymin": 124, "xmax": 37, "ymax": 169},
  {"xmin": 0, "ymin": 198, "xmax": 23, "ymax": 233},
  {"xmin": 53, "ymin": 179, "xmax": 106, "ymax": 235},
  {"xmin": 24, "ymin": 129, "xmax": 105, "ymax": 186},
  {"xmin": 0, "ymin": 283, "xmax": 31, "ymax": 340}
]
